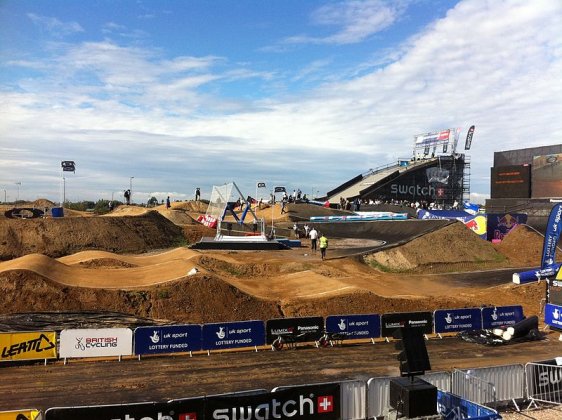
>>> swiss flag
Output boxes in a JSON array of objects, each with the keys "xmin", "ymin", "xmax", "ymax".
[
  {"xmin": 317, "ymin": 395, "xmax": 334, "ymax": 413},
  {"xmin": 179, "ymin": 414, "xmax": 197, "ymax": 420}
]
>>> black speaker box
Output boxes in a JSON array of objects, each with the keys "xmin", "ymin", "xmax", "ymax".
[{"xmin": 389, "ymin": 377, "xmax": 438, "ymax": 418}]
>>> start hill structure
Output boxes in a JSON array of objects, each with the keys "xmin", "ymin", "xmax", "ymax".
[{"xmin": 325, "ymin": 128, "xmax": 471, "ymax": 207}]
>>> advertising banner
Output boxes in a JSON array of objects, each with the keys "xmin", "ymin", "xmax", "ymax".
[
  {"xmin": 486, "ymin": 213, "xmax": 528, "ymax": 242},
  {"xmin": 418, "ymin": 210, "xmax": 487, "ymax": 239},
  {"xmin": 59, "ymin": 328, "xmax": 132, "ymax": 359},
  {"xmin": 202, "ymin": 320, "xmax": 265, "ymax": 351},
  {"xmin": 481, "ymin": 305, "xmax": 524, "ymax": 329},
  {"xmin": 0, "ymin": 409, "xmax": 41, "ymax": 420},
  {"xmin": 544, "ymin": 303, "xmax": 562, "ymax": 330},
  {"xmin": 380, "ymin": 312, "xmax": 433, "ymax": 337},
  {"xmin": 197, "ymin": 214, "xmax": 218, "ymax": 229},
  {"xmin": 206, "ymin": 383, "xmax": 340, "ymax": 420},
  {"xmin": 541, "ymin": 203, "xmax": 562, "ymax": 269},
  {"xmin": 434, "ymin": 308, "xmax": 482, "ymax": 334},
  {"xmin": 135, "ymin": 325, "xmax": 202, "ymax": 355},
  {"xmin": 0, "ymin": 331, "xmax": 57, "ymax": 362},
  {"xmin": 325, "ymin": 314, "xmax": 380, "ymax": 339},
  {"xmin": 464, "ymin": 125, "xmax": 475, "ymax": 150},
  {"xmin": 266, "ymin": 317, "xmax": 324, "ymax": 344},
  {"xmin": 415, "ymin": 130, "xmax": 451, "ymax": 147},
  {"xmin": 45, "ymin": 399, "xmax": 205, "ymax": 420}
]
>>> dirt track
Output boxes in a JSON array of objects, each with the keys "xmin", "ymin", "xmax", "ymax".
[{"xmin": 0, "ymin": 200, "xmax": 559, "ymax": 412}]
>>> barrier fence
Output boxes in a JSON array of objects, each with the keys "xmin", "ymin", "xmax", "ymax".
[
  {"xmin": 452, "ymin": 369, "xmax": 497, "ymax": 407},
  {"xmin": 34, "ymin": 378, "xmax": 501, "ymax": 420},
  {"xmin": 0, "ymin": 305, "xmax": 524, "ymax": 364},
  {"xmin": 525, "ymin": 362, "xmax": 562, "ymax": 406},
  {"xmin": 27, "ymin": 376, "xmax": 502, "ymax": 420}
]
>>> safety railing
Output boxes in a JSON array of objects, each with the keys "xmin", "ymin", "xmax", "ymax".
[
  {"xmin": 452, "ymin": 369, "xmax": 497, "ymax": 407},
  {"xmin": 525, "ymin": 362, "xmax": 562, "ymax": 407},
  {"xmin": 456, "ymin": 364, "xmax": 525, "ymax": 409}
]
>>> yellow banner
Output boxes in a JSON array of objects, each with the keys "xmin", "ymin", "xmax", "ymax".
[
  {"xmin": 0, "ymin": 331, "xmax": 57, "ymax": 362},
  {"xmin": 0, "ymin": 409, "xmax": 41, "ymax": 420}
]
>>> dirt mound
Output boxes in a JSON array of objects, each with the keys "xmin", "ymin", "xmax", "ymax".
[
  {"xmin": 0, "ymin": 211, "xmax": 184, "ymax": 260},
  {"xmin": 365, "ymin": 222, "xmax": 504, "ymax": 271},
  {"xmin": 494, "ymin": 224, "xmax": 561, "ymax": 267},
  {"xmin": 31, "ymin": 198, "xmax": 56, "ymax": 208},
  {"xmin": 0, "ymin": 270, "xmax": 280, "ymax": 324}
]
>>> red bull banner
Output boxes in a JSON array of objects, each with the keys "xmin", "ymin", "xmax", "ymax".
[
  {"xmin": 417, "ymin": 210, "xmax": 487, "ymax": 239},
  {"xmin": 486, "ymin": 213, "xmax": 528, "ymax": 242}
]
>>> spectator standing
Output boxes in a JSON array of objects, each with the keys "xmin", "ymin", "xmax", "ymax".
[
  {"xmin": 319, "ymin": 233, "xmax": 329, "ymax": 260},
  {"xmin": 281, "ymin": 196, "xmax": 288, "ymax": 214},
  {"xmin": 195, "ymin": 187, "xmax": 201, "ymax": 201},
  {"xmin": 166, "ymin": 196, "xmax": 171, "ymax": 209},
  {"xmin": 309, "ymin": 227, "xmax": 318, "ymax": 253},
  {"xmin": 304, "ymin": 224, "xmax": 310, "ymax": 238},
  {"xmin": 293, "ymin": 222, "xmax": 299, "ymax": 238},
  {"xmin": 124, "ymin": 189, "xmax": 131, "ymax": 205}
]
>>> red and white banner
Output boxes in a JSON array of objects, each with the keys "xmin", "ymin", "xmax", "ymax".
[
  {"xmin": 197, "ymin": 215, "xmax": 218, "ymax": 228},
  {"xmin": 60, "ymin": 328, "xmax": 133, "ymax": 358}
]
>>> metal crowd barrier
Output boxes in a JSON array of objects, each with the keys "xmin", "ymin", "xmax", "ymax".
[
  {"xmin": 525, "ymin": 362, "xmax": 562, "ymax": 407},
  {"xmin": 366, "ymin": 372, "xmax": 451, "ymax": 418},
  {"xmin": 273, "ymin": 380, "xmax": 366, "ymax": 420},
  {"xmin": 455, "ymin": 364, "xmax": 525, "ymax": 409},
  {"xmin": 452, "ymin": 369, "xmax": 497, "ymax": 407}
]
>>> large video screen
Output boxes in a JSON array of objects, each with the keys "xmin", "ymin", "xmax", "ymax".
[
  {"xmin": 532, "ymin": 154, "xmax": 562, "ymax": 198},
  {"xmin": 490, "ymin": 165, "xmax": 531, "ymax": 198}
]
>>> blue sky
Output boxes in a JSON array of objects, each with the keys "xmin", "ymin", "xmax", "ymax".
[{"xmin": 1, "ymin": 0, "xmax": 561, "ymax": 204}]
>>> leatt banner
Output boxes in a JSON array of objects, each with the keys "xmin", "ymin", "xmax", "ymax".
[
  {"xmin": 59, "ymin": 328, "xmax": 132, "ymax": 358},
  {"xmin": 206, "ymin": 383, "xmax": 340, "ymax": 420},
  {"xmin": 0, "ymin": 409, "xmax": 42, "ymax": 420},
  {"xmin": 0, "ymin": 331, "xmax": 57, "ymax": 362}
]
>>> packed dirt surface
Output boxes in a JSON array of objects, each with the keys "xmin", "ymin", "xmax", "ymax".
[
  {"xmin": 0, "ymin": 200, "xmax": 561, "ymax": 413},
  {"xmin": 0, "ymin": 202, "xmax": 555, "ymax": 323}
]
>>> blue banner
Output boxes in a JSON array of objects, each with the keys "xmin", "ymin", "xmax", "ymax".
[
  {"xmin": 202, "ymin": 320, "xmax": 265, "ymax": 350},
  {"xmin": 481, "ymin": 305, "xmax": 524, "ymax": 329},
  {"xmin": 514, "ymin": 264, "xmax": 561, "ymax": 284},
  {"xmin": 134, "ymin": 325, "xmax": 202, "ymax": 355},
  {"xmin": 434, "ymin": 308, "xmax": 482, "ymax": 334},
  {"xmin": 544, "ymin": 303, "xmax": 562, "ymax": 329},
  {"xmin": 486, "ymin": 213, "xmax": 528, "ymax": 242},
  {"xmin": 541, "ymin": 203, "xmax": 562, "ymax": 269},
  {"xmin": 325, "ymin": 314, "xmax": 380, "ymax": 339}
]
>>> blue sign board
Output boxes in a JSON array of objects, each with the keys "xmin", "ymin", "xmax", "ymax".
[
  {"xmin": 202, "ymin": 320, "xmax": 265, "ymax": 350},
  {"xmin": 544, "ymin": 303, "xmax": 562, "ymax": 329},
  {"xmin": 481, "ymin": 305, "xmax": 524, "ymax": 329},
  {"xmin": 134, "ymin": 325, "xmax": 202, "ymax": 355},
  {"xmin": 434, "ymin": 308, "xmax": 482, "ymax": 334},
  {"xmin": 325, "ymin": 314, "xmax": 380, "ymax": 339}
]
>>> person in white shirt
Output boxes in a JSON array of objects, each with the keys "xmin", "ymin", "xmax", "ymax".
[{"xmin": 309, "ymin": 227, "xmax": 318, "ymax": 252}]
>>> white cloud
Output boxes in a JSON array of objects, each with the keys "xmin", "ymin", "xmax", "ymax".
[
  {"xmin": 27, "ymin": 13, "xmax": 83, "ymax": 37},
  {"xmin": 2, "ymin": 0, "xmax": 562, "ymax": 202},
  {"xmin": 285, "ymin": 0, "xmax": 404, "ymax": 45}
]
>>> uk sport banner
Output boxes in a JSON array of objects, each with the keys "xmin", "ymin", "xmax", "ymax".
[
  {"xmin": 464, "ymin": 125, "xmax": 475, "ymax": 150},
  {"xmin": 541, "ymin": 203, "xmax": 562, "ymax": 269}
]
